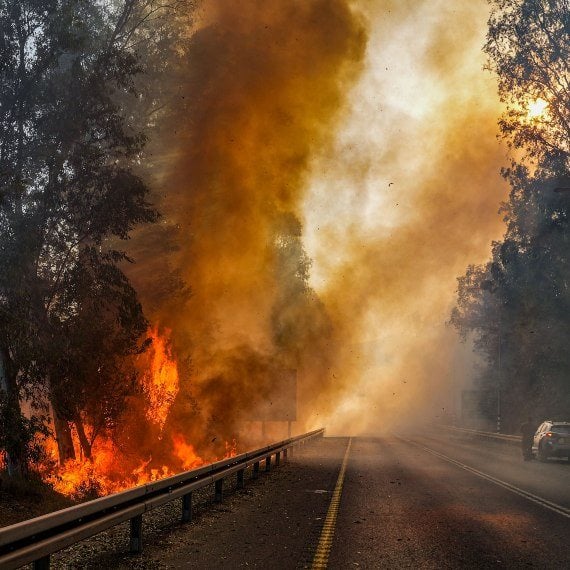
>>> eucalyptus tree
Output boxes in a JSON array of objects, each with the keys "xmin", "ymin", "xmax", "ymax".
[
  {"xmin": 452, "ymin": 178, "xmax": 570, "ymax": 430},
  {"xmin": 452, "ymin": 0, "xmax": 570, "ymax": 430},
  {"xmin": 0, "ymin": 0, "xmax": 176, "ymax": 472},
  {"xmin": 485, "ymin": 0, "xmax": 570, "ymax": 169}
]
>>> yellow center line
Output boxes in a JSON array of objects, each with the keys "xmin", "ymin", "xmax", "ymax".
[{"xmin": 311, "ymin": 437, "xmax": 352, "ymax": 569}]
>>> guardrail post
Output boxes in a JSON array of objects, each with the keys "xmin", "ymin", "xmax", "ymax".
[
  {"xmin": 182, "ymin": 492, "xmax": 192, "ymax": 522},
  {"xmin": 237, "ymin": 468, "xmax": 245, "ymax": 489},
  {"xmin": 33, "ymin": 555, "xmax": 50, "ymax": 570},
  {"xmin": 0, "ymin": 429, "xmax": 325, "ymax": 569},
  {"xmin": 215, "ymin": 478, "xmax": 223, "ymax": 503},
  {"xmin": 129, "ymin": 514, "xmax": 143, "ymax": 553}
]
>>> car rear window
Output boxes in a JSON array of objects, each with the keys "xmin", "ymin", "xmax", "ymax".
[{"xmin": 551, "ymin": 425, "xmax": 570, "ymax": 434}]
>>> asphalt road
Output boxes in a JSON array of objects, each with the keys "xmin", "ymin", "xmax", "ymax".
[
  {"xmin": 65, "ymin": 431, "xmax": 570, "ymax": 569},
  {"xmin": 328, "ymin": 432, "xmax": 570, "ymax": 569}
]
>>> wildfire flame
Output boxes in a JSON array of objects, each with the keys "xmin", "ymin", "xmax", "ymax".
[
  {"xmin": 25, "ymin": 327, "xmax": 238, "ymax": 500},
  {"xmin": 172, "ymin": 434, "xmax": 205, "ymax": 470},
  {"xmin": 41, "ymin": 433, "xmax": 237, "ymax": 499},
  {"xmin": 144, "ymin": 327, "xmax": 180, "ymax": 431}
]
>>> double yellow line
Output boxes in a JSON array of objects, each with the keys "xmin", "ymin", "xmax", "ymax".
[{"xmin": 311, "ymin": 437, "xmax": 352, "ymax": 569}]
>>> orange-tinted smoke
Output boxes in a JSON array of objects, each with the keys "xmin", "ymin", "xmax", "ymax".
[
  {"xmin": 302, "ymin": 0, "xmax": 510, "ymax": 432},
  {"xmin": 127, "ymin": 0, "xmax": 367, "ymax": 443},
  {"xmin": 129, "ymin": 0, "xmax": 511, "ymax": 440}
]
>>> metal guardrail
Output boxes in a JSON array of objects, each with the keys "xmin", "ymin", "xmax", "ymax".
[
  {"xmin": 0, "ymin": 428, "xmax": 325, "ymax": 569},
  {"xmin": 448, "ymin": 425, "xmax": 521, "ymax": 444}
]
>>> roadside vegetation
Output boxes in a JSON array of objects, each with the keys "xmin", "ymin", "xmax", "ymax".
[
  {"xmin": 0, "ymin": 0, "xmax": 191, "ymax": 480},
  {"xmin": 451, "ymin": 0, "xmax": 570, "ymax": 432}
]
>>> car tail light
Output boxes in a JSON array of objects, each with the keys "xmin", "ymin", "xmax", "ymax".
[{"xmin": 545, "ymin": 432, "xmax": 553, "ymax": 437}]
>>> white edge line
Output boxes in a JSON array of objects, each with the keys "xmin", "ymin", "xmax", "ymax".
[{"xmin": 400, "ymin": 437, "xmax": 570, "ymax": 520}]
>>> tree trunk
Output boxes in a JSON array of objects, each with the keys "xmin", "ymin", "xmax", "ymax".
[
  {"xmin": 52, "ymin": 407, "xmax": 76, "ymax": 464},
  {"xmin": 74, "ymin": 414, "xmax": 92, "ymax": 461},
  {"xmin": 0, "ymin": 346, "xmax": 24, "ymax": 476}
]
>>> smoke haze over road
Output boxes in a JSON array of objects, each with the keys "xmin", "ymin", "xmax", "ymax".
[
  {"xmin": 302, "ymin": 0, "xmax": 510, "ymax": 433},
  {"xmin": 130, "ymin": 0, "xmax": 510, "ymax": 440}
]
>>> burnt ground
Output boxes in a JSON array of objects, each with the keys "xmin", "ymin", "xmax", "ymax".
[{"xmin": 0, "ymin": 475, "xmax": 74, "ymax": 528}]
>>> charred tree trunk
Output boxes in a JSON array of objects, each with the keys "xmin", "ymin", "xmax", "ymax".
[
  {"xmin": 51, "ymin": 406, "xmax": 76, "ymax": 464},
  {"xmin": 0, "ymin": 345, "xmax": 24, "ymax": 477},
  {"xmin": 74, "ymin": 415, "xmax": 92, "ymax": 461}
]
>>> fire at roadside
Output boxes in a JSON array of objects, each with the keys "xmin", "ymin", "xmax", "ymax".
[
  {"xmin": 2, "ymin": 328, "xmax": 237, "ymax": 502},
  {"xmin": 0, "ymin": 0, "xmax": 366, "ymax": 502}
]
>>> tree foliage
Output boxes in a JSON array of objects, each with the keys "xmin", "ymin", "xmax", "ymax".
[
  {"xmin": 485, "ymin": 0, "xmax": 570, "ymax": 167},
  {"xmin": 0, "ymin": 0, "xmax": 179, "ymax": 470},
  {"xmin": 453, "ymin": 0, "xmax": 570, "ymax": 431},
  {"xmin": 452, "ymin": 176, "xmax": 570, "ymax": 429}
]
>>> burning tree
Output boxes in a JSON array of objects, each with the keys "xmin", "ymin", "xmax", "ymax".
[
  {"xmin": 0, "ymin": 0, "xmax": 356, "ymax": 494},
  {"xmin": 0, "ymin": 1, "xmax": 166, "ymax": 474}
]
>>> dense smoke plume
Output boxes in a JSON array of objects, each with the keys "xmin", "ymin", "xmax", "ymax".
[
  {"xmin": 128, "ymin": 0, "xmax": 512, "ymax": 443},
  {"xmin": 303, "ymin": 0, "xmax": 510, "ymax": 433},
  {"xmin": 127, "ymin": 0, "xmax": 367, "ymax": 448}
]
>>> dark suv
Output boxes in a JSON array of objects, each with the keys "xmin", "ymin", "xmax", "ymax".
[{"xmin": 532, "ymin": 421, "xmax": 570, "ymax": 462}]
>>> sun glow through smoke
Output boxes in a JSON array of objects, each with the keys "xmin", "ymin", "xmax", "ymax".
[{"xmin": 527, "ymin": 98, "xmax": 549, "ymax": 120}]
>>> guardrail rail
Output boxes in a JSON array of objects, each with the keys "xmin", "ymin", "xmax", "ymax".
[
  {"xmin": 0, "ymin": 428, "xmax": 325, "ymax": 569},
  {"xmin": 448, "ymin": 425, "xmax": 521, "ymax": 444}
]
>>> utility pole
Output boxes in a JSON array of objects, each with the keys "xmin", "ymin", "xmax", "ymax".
[{"xmin": 497, "ymin": 312, "xmax": 502, "ymax": 433}]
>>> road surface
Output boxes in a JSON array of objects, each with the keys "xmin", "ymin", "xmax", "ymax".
[{"xmin": 56, "ymin": 430, "xmax": 570, "ymax": 569}]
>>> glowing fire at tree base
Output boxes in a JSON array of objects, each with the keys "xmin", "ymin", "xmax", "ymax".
[{"xmin": 33, "ymin": 328, "xmax": 237, "ymax": 500}]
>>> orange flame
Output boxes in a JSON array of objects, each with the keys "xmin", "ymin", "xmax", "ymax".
[
  {"xmin": 225, "ymin": 439, "xmax": 238, "ymax": 458},
  {"xmin": 40, "ymin": 430, "xmax": 181, "ymax": 498},
  {"xmin": 144, "ymin": 327, "xmax": 179, "ymax": 430},
  {"xmin": 172, "ymin": 434, "xmax": 206, "ymax": 470},
  {"xmin": 32, "ymin": 327, "xmax": 241, "ymax": 499},
  {"xmin": 38, "ymin": 431, "xmax": 239, "ymax": 499}
]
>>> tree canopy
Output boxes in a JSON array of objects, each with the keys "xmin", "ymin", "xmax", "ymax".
[
  {"xmin": 0, "ymin": 0, "xmax": 168, "ymax": 472},
  {"xmin": 453, "ymin": 0, "xmax": 569, "ymax": 431},
  {"xmin": 485, "ymin": 0, "xmax": 570, "ymax": 168}
]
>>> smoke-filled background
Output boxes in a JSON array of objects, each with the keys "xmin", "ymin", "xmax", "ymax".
[
  {"xmin": 129, "ymin": 0, "xmax": 510, "ymax": 441},
  {"xmin": 303, "ymin": 0, "xmax": 509, "ymax": 433}
]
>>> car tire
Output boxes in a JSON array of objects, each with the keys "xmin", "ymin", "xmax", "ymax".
[{"xmin": 537, "ymin": 444, "xmax": 549, "ymax": 462}]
